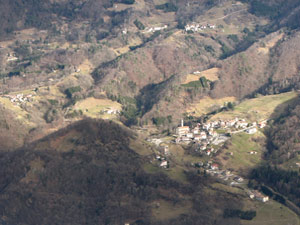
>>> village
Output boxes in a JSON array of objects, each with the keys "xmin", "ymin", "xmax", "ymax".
[
  {"xmin": 147, "ymin": 117, "xmax": 269, "ymax": 203},
  {"xmin": 3, "ymin": 93, "xmax": 34, "ymax": 105},
  {"xmin": 184, "ymin": 23, "xmax": 216, "ymax": 33},
  {"xmin": 143, "ymin": 25, "xmax": 168, "ymax": 33},
  {"xmin": 175, "ymin": 118, "xmax": 266, "ymax": 155}
]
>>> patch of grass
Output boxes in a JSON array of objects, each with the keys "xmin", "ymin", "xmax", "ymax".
[
  {"xmin": 74, "ymin": 97, "xmax": 121, "ymax": 119},
  {"xmin": 187, "ymin": 96, "xmax": 236, "ymax": 116},
  {"xmin": 152, "ymin": 199, "xmax": 192, "ymax": 221},
  {"xmin": 129, "ymin": 139, "xmax": 153, "ymax": 156},
  {"xmin": 218, "ymin": 132, "xmax": 264, "ymax": 174},
  {"xmin": 164, "ymin": 166, "xmax": 188, "ymax": 183},
  {"xmin": 143, "ymin": 163, "xmax": 161, "ymax": 174},
  {"xmin": 0, "ymin": 97, "xmax": 34, "ymax": 127},
  {"xmin": 241, "ymin": 199, "xmax": 300, "ymax": 225},
  {"xmin": 211, "ymin": 183, "xmax": 245, "ymax": 195},
  {"xmin": 210, "ymin": 92, "xmax": 298, "ymax": 122}
]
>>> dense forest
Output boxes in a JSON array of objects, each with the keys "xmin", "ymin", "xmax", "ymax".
[
  {"xmin": 241, "ymin": 0, "xmax": 300, "ymax": 29},
  {"xmin": 250, "ymin": 165, "xmax": 300, "ymax": 208},
  {"xmin": 249, "ymin": 96, "xmax": 300, "ymax": 209},
  {"xmin": 265, "ymin": 97, "xmax": 300, "ymax": 163}
]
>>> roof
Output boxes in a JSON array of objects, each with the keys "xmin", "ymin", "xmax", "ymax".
[{"xmin": 177, "ymin": 126, "xmax": 189, "ymax": 130}]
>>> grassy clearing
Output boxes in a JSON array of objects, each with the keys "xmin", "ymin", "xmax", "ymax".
[
  {"xmin": 241, "ymin": 199, "xmax": 300, "ymax": 225},
  {"xmin": 113, "ymin": 38, "xmax": 143, "ymax": 56},
  {"xmin": 211, "ymin": 182, "xmax": 245, "ymax": 195},
  {"xmin": 152, "ymin": 199, "xmax": 193, "ymax": 221},
  {"xmin": 77, "ymin": 59, "xmax": 94, "ymax": 74},
  {"xmin": 187, "ymin": 96, "xmax": 236, "ymax": 116},
  {"xmin": 182, "ymin": 74, "xmax": 202, "ymax": 84},
  {"xmin": 217, "ymin": 132, "xmax": 264, "ymax": 174},
  {"xmin": 182, "ymin": 68, "xmax": 219, "ymax": 85},
  {"xmin": 129, "ymin": 139, "xmax": 153, "ymax": 156},
  {"xmin": 210, "ymin": 91, "xmax": 298, "ymax": 122},
  {"xmin": 165, "ymin": 166, "xmax": 188, "ymax": 183},
  {"xmin": 74, "ymin": 97, "xmax": 121, "ymax": 119},
  {"xmin": 258, "ymin": 33, "xmax": 284, "ymax": 54},
  {"xmin": 0, "ymin": 97, "xmax": 34, "ymax": 126},
  {"xmin": 199, "ymin": 68, "xmax": 219, "ymax": 81},
  {"xmin": 281, "ymin": 154, "xmax": 300, "ymax": 171},
  {"xmin": 143, "ymin": 163, "xmax": 162, "ymax": 174}
]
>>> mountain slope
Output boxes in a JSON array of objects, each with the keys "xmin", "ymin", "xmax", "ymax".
[{"xmin": 0, "ymin": 119, "xmax": 245, "ymax": 225}]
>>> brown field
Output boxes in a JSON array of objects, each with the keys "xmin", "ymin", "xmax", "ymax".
[
  {"xmin": 187, "ymin": 96, "xmax": 237, "ymax": 116},
  {"xmin": 152, "ymin": 199, "xmax": 193, "ymax": 221},
  {"xmin": 182, "ymin": 68, "xmax": 219, "ymax": 84},
  {"xmin": 209, "ymin": 91, "xmax": 298, "ymax": 122},
  {"xmin": 258, "ymin": 33, "xmax": 284, "ymax": 54},
  {"xmin": 77, "ymin": 59, "xmax": 94, "ymax": 74},
  {"xmin": 74, "ymin": 97, "xmax": 121, "ymax": 119}
]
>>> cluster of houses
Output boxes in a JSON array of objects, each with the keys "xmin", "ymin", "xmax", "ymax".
[
  {"xmin": 175, "ymin": 118, "xmax": 267, "ymax": 155},
  {"xmin": 203, "ymin": 162, "xmax": 244, "ymax": 183},
  {"xmin": 4, "ymin": 93, "xmax": 33, "ymax": 105},
  {"xmin": 248, "ymin": 190, "xmax": 269, "ymax": 202},
  {"xmin": 101, "ymin": 108, "xmax": 120, "ymax": 115},
  {"xmin": 143, "ymin": 25, "xmax": 168, "ymax": 33},
  {"xmin": 199, "ymin": 117, "xmax": 266, "ymax": 132},
  {"xmin": 202, "ymin": 162, "xmax": 269, "ymax": 203},
  {"xmin": 184, "ymin": 23, "xmax": 216, "ymax": 32},
  {"xmin": 176, "ymin": 119, "xmax": 221, "ymax": 155},
  {"xmin": 176, "ymin": 119, "xmax": 218, "ymax": 143},
  {"xmin": 6, "ymin": 52, "xmax": 18, "ymax": 62},
  {"xmin": 156, "ymin": 155, "xmax": 169, "ymax": 169}
]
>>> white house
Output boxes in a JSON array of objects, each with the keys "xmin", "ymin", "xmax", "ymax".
[
  {"xmin": 258, "ymin": 120, "xmax": 267, "ymax": 128},
  {"xmin": 160, "ymin": 161, "xmax": 168, "ymax": 168},
  {"xmin": 200, "ymin": 131, "xmax": 207, "ymax": 140},
  {"xmin": 187, "ymin": 133, "xmax": 194, "ymax": 138},
  {"xmin": 246, "ymin": 127, "xmax": 257, "ymax": 134},
  {"xmin": 211, "ymin": 163, "xmax": 219, "ymax": 170},
  {"xmin": 176, "ymin": 126, "xmax": 190, "ymax": 137},
  {"xmin": 253, "ymin": 191, "xmax": 269, "ymax": 202}
]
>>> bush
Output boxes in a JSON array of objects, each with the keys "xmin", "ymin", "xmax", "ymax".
[
  {"xmin": 182, "ymin": 77, "xmax": 209, "ymax": 88},
  {"xmin": 155, "ymin": 2, "xmax": 178, "ymax": 12},
  {"xmin": 199, "ymin": 76, "xmax": 208, "ymax": 88},
  {"xmin": 228, "ymin": 34, "xmax": 239, "ymax": 43},
  {"xmin": 120, "ymin": 0, "xmax": 135, "ymax": 4},
  {"xmin": 48, "ymin": 99, "xmax": 59, "ymax": 106},
  {"xmin": 96, "ymin": 31, "xmax": 109, "ymax": 40},
  {"xmin": 65, "ymin": 86, "xmax": 82, "ymax": 99},
  {"xmin": 182, "ymin": 80, "xmax": 202, "ymax": 88},
  {"xmin": 204, "ymin": 45, "xmax": 215, "ymax": 53},
  {"xmin": 152, "ymin": 117, "xmax": 166, "ymax": 126},
  {"xmin": 121, "ymin": 104, "xmax": 139, "ymax": 126},
  {"xmin": 223, "ymin": 209, "xmax": 256, "ymax": 220},
  {"xmin": 227, "ymin": 102, "xmax": 235, "ymax": 110},
  {"xmin": 134, "ymin": 19, "xmax": 145, "ymax": 30}
]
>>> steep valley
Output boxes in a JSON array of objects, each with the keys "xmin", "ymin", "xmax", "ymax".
[{"xmin": 0, "ymin": 0, "xmax": 300, "ymax": 224}]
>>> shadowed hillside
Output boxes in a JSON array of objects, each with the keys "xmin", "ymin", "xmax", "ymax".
[{"xmin": 0, "ymin": 119, "xmax": 244, "ymax": 225}]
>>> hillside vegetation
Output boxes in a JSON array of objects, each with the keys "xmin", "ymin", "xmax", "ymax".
[{"xmin": 0, "ymin": 119, "xmax": 247, "ymax": 225}]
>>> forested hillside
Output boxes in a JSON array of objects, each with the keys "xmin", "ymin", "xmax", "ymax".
[{"xmin": 0, "ymin": 119, "xmax": 244, "ymax": 225}]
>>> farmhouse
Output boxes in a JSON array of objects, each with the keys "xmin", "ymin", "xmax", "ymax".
[
  {"xmin": 211, "ymin": 163, "xmax": 219, "ymax": 170},
  {"xmin": 246, "ymin": 127, "xmax": 257, "ymax": 134},
  {"xmin": 160, "ymin": 160, "xmax": 168, "ymax": 168},
  {"xmin": 176, "ymin": 126, "xmax": 190, "ymax": 136},
  {"xmin": 252, "ymin": 190, "xmax": 269, "ymax": 202},
  {"xmin": 258, "ymin": 120, "xmax": 267, "ymax": 128}
]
